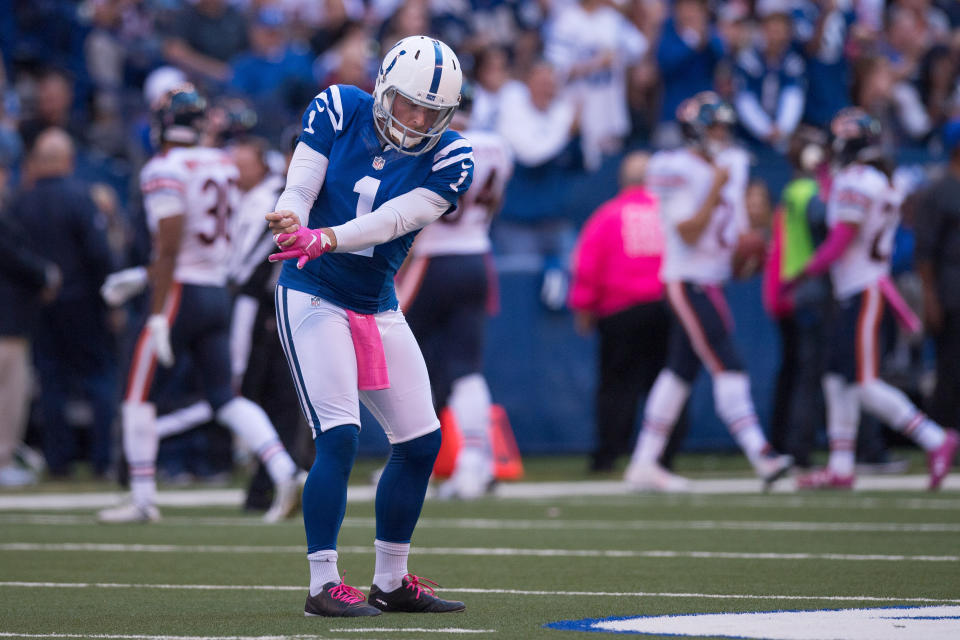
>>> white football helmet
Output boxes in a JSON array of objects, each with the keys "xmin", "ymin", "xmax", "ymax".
[{"xmin": 373, "ymin": 36, "xmax": 462, "ymax": 155}]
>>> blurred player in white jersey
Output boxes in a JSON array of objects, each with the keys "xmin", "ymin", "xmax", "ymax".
[
  {"xmin": 624, "ymin": 92, "xmax": 793, "ymax": 491},
  {"xmin": 788, "ymin": 108, "xmax": 959, "ymax": 490},
  {"xmin": 98, "ymin": 86, "xmax": 301, "ymax": 523},
  {"xmin": 398, "ymin": 89, "xmax": 514, "ymax": 500}
]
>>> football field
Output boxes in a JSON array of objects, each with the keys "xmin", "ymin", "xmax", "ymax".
[{"xmin": 1, "ymin": 457, "xmax": 959, "ymax": 640}]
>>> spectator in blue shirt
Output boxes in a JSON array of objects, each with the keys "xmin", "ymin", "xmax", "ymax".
[
  {"xmin": 654, "ymin": 0, "xmax": 725, "ymax": 148},
  {"xmin": 228, "ymin": 8, "xmax": 315, "ymax": 140},
  {"xmin": 733, "ymin": 0, "xmax": 806, "ymax": 151},
  {"xmin": 228, "ymin": 8, "xmax": 314, "ymax": 101},
  {"xmin": 793, "ymin": 0, "xmax": 856, "ymax": 128}
]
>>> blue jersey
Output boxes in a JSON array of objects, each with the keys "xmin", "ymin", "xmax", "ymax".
[
  {"xmin": 793, "ymin": 1, "xmax": 855, "ymax": 127},
  {"xmin": 278, "ymin": 85, "xmax": 474, "ymax": 313},
  {"xmin": 734, "ymin": 47, "xmax": 806, "ymax": 118}
]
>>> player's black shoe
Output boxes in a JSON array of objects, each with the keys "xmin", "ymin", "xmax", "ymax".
[
  {"xmin": 304, "ymin": 581, "xmax": 382, "ymax": 617},
  {"xmin": 368, "ymin": 574, "xmax": 465, "ymax": 613}
]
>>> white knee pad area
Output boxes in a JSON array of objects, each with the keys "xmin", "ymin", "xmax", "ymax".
[
  {"xmin": 215, "ymin": 396, "xmax": 279, "ymax": 452},
  {"xmin": 645, "ymin": 370, "xmax": 691, "ymax": 426},
  {"xmin": 121, "ymin": 401, "xmax": 158, "ymax": 464},
  {"xmin": 448, "ymin": 373, "xmax": 492, "ymax": 440},
  {"xmin": 821, "ymin": 374, "xmax": 861, "ymax": 441},
  {"xmin": 859, "ymin": 379, "xmax": 917, "ymax": 429},
  {"xmin": 712, "ymin": 371, "xmax": 754, "ymax": 425}
]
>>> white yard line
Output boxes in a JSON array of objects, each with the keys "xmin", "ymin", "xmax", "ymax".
[
  {"xmin": 0, "ymin": 634, "xmax": 429, "ymax": 640},
  {"xmin": 1, "ymin": 581, "xmax": 958, "ymax": 605},
  {"xmin": 689, "ymin": 494, "xmax": 960, "ymax": 510},
  {"xmin": 2, "ymin": 513, "xmax": 958, "ymax": 533},
  {"xmin": 550, "ymin": 494, "xmax": 960, "ymax": 511},
  {"xmin": 0, "ymin": 475, "xmax": 957, "ymax": 512},
  {"xmin": 333, "ymin": 630, "xmax": 493, "ymax": 634},
  {"xmin": 493, "ymin": 475, "xmax": 960, "ymax": 497},
  {"xmin": 0, "ymin": 490, "xmax": 247, "ymax": 510},
  {"xmin": 0, "ymin": 631, "xmax": 346, "ymax": 640},
  {"xmin": 0, "ymin": 542, "xmax": 956, "ymax": 562},
  {"xmin": 0, "ymin": 633, "xmax": 493, "ymax": 638}
]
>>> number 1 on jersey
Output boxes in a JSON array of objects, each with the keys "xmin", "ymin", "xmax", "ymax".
[{"xmin": 352, "ymin": 176, "xmax": 380, "ymax": 257}]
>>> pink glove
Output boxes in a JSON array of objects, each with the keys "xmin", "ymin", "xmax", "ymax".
[{"xmin": 268, "ymin": 227, "xmax": 333, "ymax": 269}]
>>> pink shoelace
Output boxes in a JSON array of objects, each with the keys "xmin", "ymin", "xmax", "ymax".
[
  {"xmin": 403, "ymin": 574, "xmax": 439, "ymax": 599},
  {"xmin": 328, "ymin": 576, "xmax": 366, "ymax": 604}
]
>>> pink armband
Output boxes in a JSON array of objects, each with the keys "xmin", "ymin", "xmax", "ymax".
[
  {"xmin": 878, "ymin": 276, "xmax": 922, "ymax": 335},
  {"xmin": 804, "ymin": 222, "xmax": 858, "ymax": 278}
]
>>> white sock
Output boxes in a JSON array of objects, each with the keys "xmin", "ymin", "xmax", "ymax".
[
  {"xmin": 860, "ymin": 379, "xmax": 946, "ymax": 451},
  {"xmin": 909, "ymin": 417, "xmax": 947, "ymax": 450},
  {"xmin": 823, "ymin": 375, "xmax": 859, "ymax": 476},
  {"xmin": 449, "ymin": 373, "xmax": 492, "ymax": 455},
  {"xmin": 216, "ymin": 397, "xmax": 297, "ymax": 482},
  {"xmin": 122, "ymin": 402, "xmax": 158, "ymax": 507},
  {"xmin": 156, "ymin": 400, "xmax": 213, "ymax": 439},
  {"xmin": 632, "ymin": 420, "xmax": 671, "ymax": 466},
  {"xmin": 629, "ymin": 370, "xmax": 690, "ymax": 467},
  {"xmin": 448, "ymin": 374, "xmax": 493, "ymax": 480},
  {"xmin": 713, "ymin": 372, "xmax": 768, "ymax": 466},
  {"xmin": 261, "ymin": 442, "xmax": 298, "ymax": 483},
  {"xmin": 372, "ymin": 539, "xmax": 409, "ymax": 593},
  {"xmin": 307, "ymin": 550, "xmax": 341, "ymax": 595}
]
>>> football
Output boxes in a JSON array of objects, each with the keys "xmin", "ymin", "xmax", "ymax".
[{"xmin": 732, "ymin": 229, "xmax": 768, "ymax": 279}]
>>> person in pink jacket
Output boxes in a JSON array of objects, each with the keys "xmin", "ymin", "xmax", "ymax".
[{"xmin": 569, "ymin": 152, "xmax": 679, "ymax": 473}]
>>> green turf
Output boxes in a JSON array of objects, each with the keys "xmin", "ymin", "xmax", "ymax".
[{"xmin": 1, "ymin": 457, "xmax": 959, "ymax": 640}]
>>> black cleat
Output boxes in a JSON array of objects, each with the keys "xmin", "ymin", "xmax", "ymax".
[
  {"xmin": 368, "ymin": 574, "xmax": 465, "ymax": 613},
  {"xmin": 304, "ymin": 581, "xmax": 382, "ymax": 617}
]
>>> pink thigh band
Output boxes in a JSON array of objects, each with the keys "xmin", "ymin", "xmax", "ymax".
[{"xmin": 346, "ymin": 310, "xmax": 390, "ymax": 390}]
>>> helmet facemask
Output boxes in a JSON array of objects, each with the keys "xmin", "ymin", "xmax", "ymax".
[
  {"xmin": 151, "ymin": 84, "xmax": 207, "ymax": 148},
  {"xmin": 374, "ymin": 86, "xmax": 456, "ymax": 155},
  {"xmin": 677, "ymin": 91, "xmax": 736, "ymax": 159},
  {"xmin": 704, "ymin": 123, "xmax": 733, "ymax": 159},
  {"xmin": 830, "ymin": 107, "xmax": 884, "ymax": 168}
]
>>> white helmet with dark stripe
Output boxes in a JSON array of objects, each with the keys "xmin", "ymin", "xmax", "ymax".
[{"xmin": 373, "ymin": 35, "xmax": 462, "ymax": 155}]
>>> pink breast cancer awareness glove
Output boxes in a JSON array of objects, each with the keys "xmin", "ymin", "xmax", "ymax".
[{"xmin": 268, "ymin": 227, "xmax": 333, "ymax": 269}]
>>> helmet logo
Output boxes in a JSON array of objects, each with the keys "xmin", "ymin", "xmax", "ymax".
[
  {"xmin": 382, "ymin": 50, "xmax": 406, "ymax": 77},
  {"xmin": 372, "ymin": 156, "xmax": 385, "ymax": 170},
  {"xmin": 429, "ymin": 40, "xmax": 444, "ymax": 94}
]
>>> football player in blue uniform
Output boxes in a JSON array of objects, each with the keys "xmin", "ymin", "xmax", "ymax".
[{"xmin": 265, "ymin": 36, "xmax": 474, "ymax": 617}]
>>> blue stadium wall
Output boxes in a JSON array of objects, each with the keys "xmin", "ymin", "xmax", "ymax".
[
  {"xmin": 356, "ymin": 270, "xmax": 779, "ymax": 457},
  {"xmin": 356, "ymin": 149, "xmax": 787, "ymax": 457}
]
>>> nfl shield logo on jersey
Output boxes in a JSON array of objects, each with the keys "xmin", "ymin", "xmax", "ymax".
[{"xmin": 372, "ymin": 156, "xmax": 385, "ymax": 170}]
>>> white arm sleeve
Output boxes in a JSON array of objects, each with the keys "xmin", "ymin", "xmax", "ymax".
[
  {"xmin": 776, "ymin": 86, "xmax": 805, "ymax": 138},
  {"xmin": 734, "ymin": 91, "xmax": 773, "ymax": 139},
  {"xmin": 332, "ymin": 187, "xmax": 450, "ymax": 253},
  {"xmin": 891, "ymin": 82, "xmax": 932, "ymax": 139},
  {"xmin": 273, "ymin": 142, "xmax": 330, "ymax": 218}
]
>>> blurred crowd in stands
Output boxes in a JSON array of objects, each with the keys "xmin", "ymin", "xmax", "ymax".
[{"xmin": 1, "ymin": 0, "xmax": 959, "ymax": 488}]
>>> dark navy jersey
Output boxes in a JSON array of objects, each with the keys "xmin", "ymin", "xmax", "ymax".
[{"xmin": 278, "ymin": 84, "xmax": 474, "ymax": 313}]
